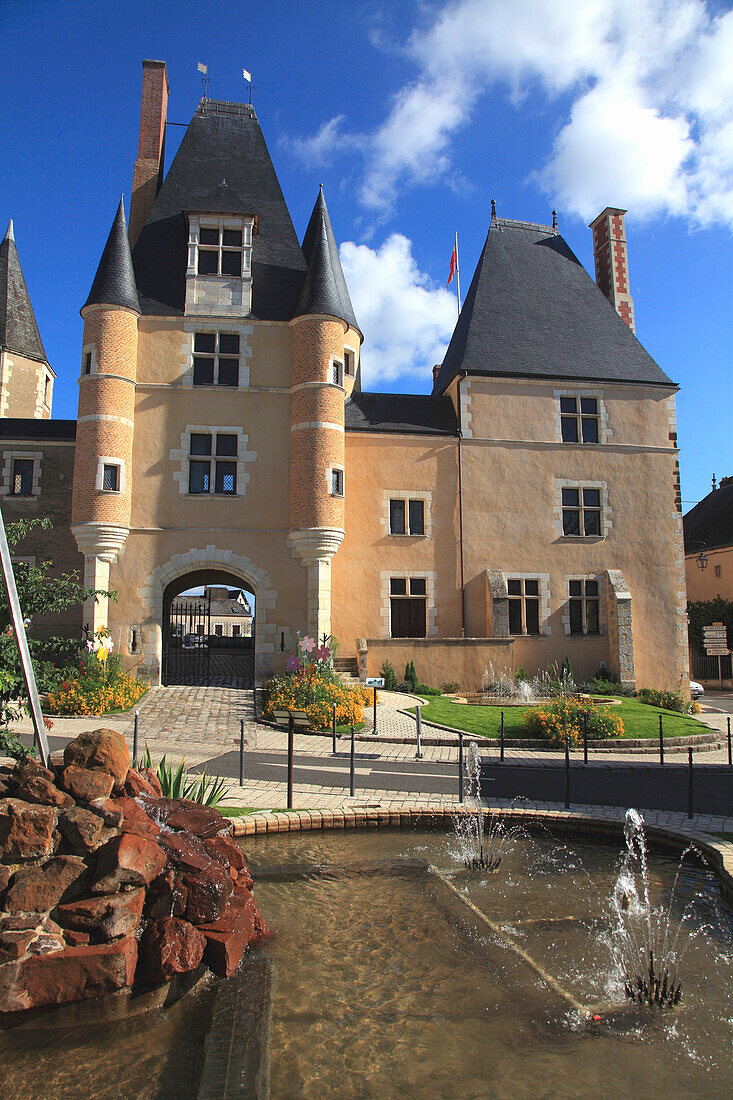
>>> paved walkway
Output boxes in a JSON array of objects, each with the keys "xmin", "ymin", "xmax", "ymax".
[{"xmin": 5, "ymin": 686, "xmax": 732, "ymax": 819}]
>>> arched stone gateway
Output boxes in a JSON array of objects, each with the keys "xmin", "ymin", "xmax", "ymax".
[{"xmin": 137, "ymin": 546, "xmax": 284, "ymax": 686}]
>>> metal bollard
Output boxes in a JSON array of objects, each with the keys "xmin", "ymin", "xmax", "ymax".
[
  {"xmin": 287, "ymin": 715, "xmax": 294, "ymax": 810},
  {"xmin": 583, "ymin": 711, "xmax": 588, "ymax": 765},
  {"xmin": 239, "ymin": 718, "xmax": 245, "ymax": 786},
  {"xmin": 133, "ymin": 711, "xmax": 139, "ymax": 768},
  {"xmin": 415, "ymin": 704, "xmax": 423, "ymax": 759},
  {"xmin": 373, "ymin": 687, "xmax": 378, "ymax": 734},
  {"xmin": 500, "ymin": 711, "xmax": 505, "ymax": 763},
  {"xmin": 350, "ymin": 725, "xmax": 356, "ymax": 796},
  {"xmin": 688, "ymin": 747, "xmax": 694, "ymax": 819},
  {"xmin": 458, "ymin": 728, "xmax": 464, "ymax": 803},
  {"xmin": 728, "ymin": 717, "xmax": 732, "ymax": 767},
  {"xmin": 332, "ymin": 703, "xmax": 337, "ymax": 755},
  {"xmin": 659, "ymin": 714, "xmax": 664, "ymax": 765},
  {"xmin": 564, "ymin": 736, "xmax": 570, "ymax": 809}
]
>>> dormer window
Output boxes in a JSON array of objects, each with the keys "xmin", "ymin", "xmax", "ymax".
[{"xmin": 185, "ymin": 214, "xmax": 254, "ymax": 317}]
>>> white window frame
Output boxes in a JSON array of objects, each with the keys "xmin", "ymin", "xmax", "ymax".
[
  {"xmin": 193, "ymin": 217, "xmax": 253, "ymax": 278},
  {"xmin": 503, "ymin": 572, "xmax": 551, "ymax": 636},
  {"xmin": 192, "ymin": 330, "xmax": 242, "ymax": 388},
  {"xmin": 382, "ymin": 491, "xmax": 432, "ymax": 539},
  {"xmin": 388, "ymin": 496, "xmax": 427, "ymax": 537},
  {"xmin": 81, "ymin": 344, "xmax": 97, "ymax": 378},
  {"xmin": 181, "ymin": 321, "xmax": 253, "ymax": 389},
  {"xmin": 380, "ymin": 570, "xmax": 438, "ymax": 638},
  {"xmin": 329, "ymin": 465, "xmax": 345, "ymax": 498},
  {"xmin": 344, "ymin": 346, "xmax": 357, "ymax": 377},
  {"xmin": 554, "ymin": 388, "xmax": 610, "ymax": 444},
  {"xmin": 329, "ymin": 356, "xmax": 344, "ymax": 389},
  {"xmin": 170, "ymin": 425, "xmax": 257, "ymax": 498},
  {"xmin": 96, "ymin": 457, "xmax": 125, "ymax": 494},
  {"xmin": 563, "ymin": 574, "xmax": 605, "ymax": 636},
  {"xmin": 0, "ymin": 450, "xmax": 42, "ymax": 500},
  {"xmin": 554, "ymin": 479, "xmax": 611, "ymax": 539}
]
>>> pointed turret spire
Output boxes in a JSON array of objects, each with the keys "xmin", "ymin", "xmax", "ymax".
[
  {"xmin": 82, "ymin": 198, "xmax": 140, "ymax": 314},
  {"xmin": 0, "ymin": 218, "xmax": 49, "ymax": 362},
  {"xmin": 296, "ymin": 186, "xmax": 359, "ymax": 332}
]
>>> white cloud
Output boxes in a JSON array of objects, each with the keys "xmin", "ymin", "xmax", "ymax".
[
  {"xmin": 285, "ymin": 115, "xmax": 348, "ymax": 168},
  {"xmin": 339, "ymin": 234, "xmax": 457, "ymax": 388},
  {"xmin": 288, "ymin": 0, "xmax": 733, "ymax": 228}
]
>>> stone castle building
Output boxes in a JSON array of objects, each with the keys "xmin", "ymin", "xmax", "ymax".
[{"xmin": 0, "ymin": 60, "xmax": 689, "ymax": 692}]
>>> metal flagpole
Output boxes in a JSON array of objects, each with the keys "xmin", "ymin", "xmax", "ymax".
[
  {"xmin": 455, "ymin": 230, "xmax": 462, "ymax": 316},
  {"xmin": 0, "ymin": 504, "xmax": 50, "ymax": 766}
]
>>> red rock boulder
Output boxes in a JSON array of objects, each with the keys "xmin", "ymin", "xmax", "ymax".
[
  {"xmin": 4, "ymin": 855, "xmax": 88, "ymax": 913},
  {"xmin": 56, "ymin": 888, "xmax": 145, "ymax": 941},
  {"xmin": 92, "ymin": 833, "xmax": 166, "ymax": 894},
  {"xmin": 60, "ymin": 765, "xmax": 114, "ymax": 803},
  {"xmin": 57, "ymin": 805, "xmax": 110, "ymax": 854},
  {"xmin": 139, "ymin": 918, "xmax": 206, "ymax": 985},
  {"xmin": 0, "ymin": 799, "xmax": 57, "ymax": 861},
  {"xmin": 123, "ymin": 768, "xmax": 160, "ymax": 799},
  {"xmin": 0, "ymin": 935, "xmax": 138, "ymax": 1012},
  {"xmin": 13, "ymin": 775, "xmax": 74, "ymax": 809},
  {"xmin": 62, "ymin": 729, "xmax": 130, "ymax": 788}
]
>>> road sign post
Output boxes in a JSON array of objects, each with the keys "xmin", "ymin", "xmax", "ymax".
[
  {"xmin": 703, "ymin": 623, "xmax": 729, "ymax": 692},
  {"xmin": 365, "ymin": 677, "xmax": 384, "ymax": 734}
]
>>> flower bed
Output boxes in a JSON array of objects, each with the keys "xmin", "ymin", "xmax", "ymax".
[
  {"xmin": 523, "ymin": 695, "xmax": 624, "ymax": 748},
  {"xmin": 263, "ymin": 635, "xmax": 372, "ymax": 730},
  {"xmin": 45, "ymin": 628, "xmax": 148, "ymax": 716}
]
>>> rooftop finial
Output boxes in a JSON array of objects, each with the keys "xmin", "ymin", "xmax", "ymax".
[
  {"xmin": 713, "ymin": 474, "xmax": 717, "ymax": 491},
  {"xmin": 552, "ymin": 209, "xmax": 558, "ymax": 231},
  {"xmin": 4, "ymin": 219, "xmax": 14, "ymax": 242},
  {"xmin": 490, "ymin": 198, "xmax": 496, "ymax": 223}
]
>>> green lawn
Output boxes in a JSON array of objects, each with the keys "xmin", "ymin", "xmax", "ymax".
[{"xmin": 410, "ymin": 697, "xmax": 708, "ymax": 740}]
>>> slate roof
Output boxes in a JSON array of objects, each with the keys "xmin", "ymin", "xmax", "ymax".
[
  {"xmin": 684, "ymin": 478, "xmax": 733, "ymax": 553},
  {"xmin": 433, "ymin": 218, "xmax": 674, "ymax": 395},
  {"xmin": 132, "ymin": 99, "xmax": 307, "ymax": 319},
  {"xmin": 345, "ymin": 392, "xmax": 459, "ymax": 435},
  {"xmin": 0, "ymin": 221, "xmax": 49, "ymax": 364},
  {"xmin": 297, "ymin": 187, "xmax": 359, "ymax": 333},
  {"xmin": 171, "ymin": 594, "xmax": 252, "ymax": 617},
  {"xmin": 83, "ymin": 199, "xmax": 140, "ymax": 314},
  {"xmin": 0, "ymin": 418, "xmax": 76, "ymax": 440}
]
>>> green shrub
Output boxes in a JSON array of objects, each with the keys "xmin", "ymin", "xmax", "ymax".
[
  {"xmin": 638, "ymin": 688, "xmax": 691, "ymax": 714},
  {"xmin": 404, "ymin": 660, "xmax": 418, "ymax": 693},
  {"xmin": 580, "ymin": 677, "xmax": 635, "ymax": 697},
  {"xmin": 524, "ymin": 695, "xmax": 623, "ymax": 747},
  {"xmin": 441, "ymin": 681, "xmax": 461, "ymax": 693},
  {"xmin": 380, "ymin": 660, "xmax": 397, "ymax": 690},
  {"xmin": 416, "ymin": 684, "xmax": 442, "ymax": 696}
]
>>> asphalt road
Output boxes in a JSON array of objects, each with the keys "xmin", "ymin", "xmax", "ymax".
[
  {"xmin": 196, "ymin": 748, "xmax": 468, "ymax": 798},
  {"xmin": 704, "ymin": 693, "xmax": 733, "ymax": 715}
]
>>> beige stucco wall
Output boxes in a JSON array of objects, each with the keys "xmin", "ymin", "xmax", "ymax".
[
  {"xmin": 362, "ymin": 638, "xmax": 514, "ymax": 690},
  {"xmin": 685, "ymin": 546, "xmax": 733, "ymax": 604},
  {"xmin": 0, "ymin": 349, "xmax": 53, "ymax": 419}
]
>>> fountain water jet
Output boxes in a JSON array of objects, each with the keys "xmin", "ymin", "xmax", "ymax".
[{"xmin": 453, "ymin": 743, "xmax": 526, "ymax": 871}]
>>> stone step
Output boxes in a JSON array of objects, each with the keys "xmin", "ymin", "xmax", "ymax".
[{"xmin": 333, "ymin": 656, "xmax": 358, "ymax": 673}]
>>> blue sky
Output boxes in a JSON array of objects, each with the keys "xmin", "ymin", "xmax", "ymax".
[{"xmin": 2, "ymin": 0, "xmax": 732, "ymax": 510}]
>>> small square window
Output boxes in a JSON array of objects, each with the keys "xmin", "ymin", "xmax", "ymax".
[
  {"xmin": 390, "ymin": 499, "xmax": 406, "ymax": 535},
  {"xmin": 194, "ymin": 333, "xmax": 216, "ymax": 354},
  {"xmin": 215, "ymin": 434, "xmax": 237, "ymax": 457},
  {"xmin": 189, "ymin": 461, "xmax": 211, "ymax": 494},
  {"xmin": 222, "ymin": 229, "xmax": 242, "ymax": 248},
  {"xmin": 560, "ymin": 394, "xmax": 601, "ymax": 444},
  {"xmin": 221, "ymin": 251, "xmax": 241, "ymax": 276},
  {"xmin": 410, "ymin": 578, "xmax": 426, "ymax": 596},
  {"xmin": 83, "ymin": 351, "xmax": 92, "ymax": 376},
  {"xmin": 193, "ymin": 358, "xmax": 215, "ymax": 385},
  {"xmin": 715, "ymin": 565, "xmax": 722, "ymax": 578},
  {"xmin": 199, "ymin": 227, "xmax": 219, "ymax": 246},
  {"xmin": 197, "ymin": 250, "xmax": 219, "ymax": 275},
  {"xmin": 217, "ymin": 359, "xmax": 239, "ymax": 387},
  {"xmin": 332, "ymin": 360, "xmax": 343, "ymax": 386},
  {"xmin": 102, "ymin": 464, "xmax": 119, "ymax": 492},
  {"xmin": 193, "ymin": 332, "xmax": 240, "ymax": 387},
  {"xmin": 215, "ymin": 462, "xmax": 237, "ymax": 494},
  {"xmin": 562, "ymin": 485, "xmax": 603, "ymax": 537},
  {"xmin": 344, "ymin": 349, "xmax": 355, "ymax": 375},
  {"xmin": 218, "ymin": 334, "xmax": 239, "ymax": 355},
  {"xmin": 331, "ymin": 469, "xmax": 344, "ymax": 496},
  {"xmin": 408, "ymin": 500, "xmax": 425, "ymax": 535},
  {"xmin": 390, "ymin": 578, "xmax": 407, "ymax": 595}
]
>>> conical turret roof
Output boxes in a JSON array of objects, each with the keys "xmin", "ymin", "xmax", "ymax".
[
  {"xmin": 83, "ymin": 198, "xmax": 140, "ymax": 314},
  {"xmin": 0, "ymin": 220, "xmax": 49, "ymax": 363},
  {"xmin": 296, "ymin": 187, "xmax": 359, "ymax": 333}
]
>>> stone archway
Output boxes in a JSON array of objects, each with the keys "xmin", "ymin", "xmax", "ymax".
[{"xmin": 137, "ymin": 545, "xmax": 279, "ymax": 685}]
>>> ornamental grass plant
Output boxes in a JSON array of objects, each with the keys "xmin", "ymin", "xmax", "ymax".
[{"xmin": 523, "ymin": 695, "xmax": 624, "ymax": 748}]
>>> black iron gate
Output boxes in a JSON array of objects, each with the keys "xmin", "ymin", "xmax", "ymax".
[{"xmin": 163, "ymin": 595, "xmax": 254, "ymax": 687}]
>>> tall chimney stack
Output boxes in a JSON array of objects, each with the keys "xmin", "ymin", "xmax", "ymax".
[
  {"xmin": 128, "ymin": 60, "xmax": 169, "ymax": 248},
  {"xmin": 589, "ymin": 207, "xmax": 635, "ymax": 333}
]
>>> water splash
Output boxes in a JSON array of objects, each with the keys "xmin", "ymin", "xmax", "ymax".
[
  {"xmin": 610, "ymin": 809, "xmax": 692, "ymax": 1007},
  {"xmin": 453, "ymin": 743, "xmax": 524, "ymax": 871}
]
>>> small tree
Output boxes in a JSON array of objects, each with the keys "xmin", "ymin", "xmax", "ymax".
[
  {"xmin": 404, "ymin": 660, "xmax": 418, "ymax": 693},
  {"xmin": 380, "ymin": 660, "xmax": 397, "ymax": 690}
]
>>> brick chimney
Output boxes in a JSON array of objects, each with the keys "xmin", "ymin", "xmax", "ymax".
[
  {"xmin": 128, "ymin": 60, "xmax": 169, "ymax": 248},
  {"xmin": 589, "ymin": 207, "xmax": 635, "ymax": 333}
]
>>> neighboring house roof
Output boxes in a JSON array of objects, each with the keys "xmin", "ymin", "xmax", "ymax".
[
  {"xmin": 346, "ymin": 392, "xmax": 459, "ymax": 435},
  {"xmin": 297, "ymin": 187, "xmax": 360, "ymax": 334},
  {"xmin": 171, "ymin": 594, "xmax": 252, "ymax": 617},
  {"xmin": 684, "ymin": 478, "xmax": 733, "ymax": 553},
  {"xmin": 0, "ymin": 418, "xmax": 76, "ymax": 440},
  {"xmin": 132, "ymin": 98, "xmax": 307, "ymax": 320},
  {"xmin": 0, "ymin": 220, "xmax": 49, "ymax": 364},
  {"xmin": 83, "ymin": 198, "xmax": 140, "ymax": 314},
  {"xmin": 433, "ymin": 218, "xmax": 674, "ymax": 395}
]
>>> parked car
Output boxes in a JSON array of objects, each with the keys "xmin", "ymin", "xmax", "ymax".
[{"xmin": 690, "ymin": 680, "xmax": 704, "ymax": 699}]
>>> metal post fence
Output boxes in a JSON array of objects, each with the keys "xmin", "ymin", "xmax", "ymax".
[
  {"xmin": 332, "ymin": 703, "xmax": 337, "ymax": 755},
  {"xmin": 373, "ymin": 687, "xmax": 378, "ymax": 734},
  {"xmin": 688, "ymin": 747, "xmax": 694, "ymax": 819},
  {"xmin": 415, "ymin": 704, "xmax": 423, "ymax": 759},
  {"xmin": 500, "ymin": 711, "xmax": 505, "ymax": 763},
  {"xmin": 350, "ymin": 725, "xmax": 356, "ymax": 796},
  {"xmin": 564, "ymin": 737, "xmax": 570, "ymax": 809},
  {"xmin": 728, "ymin": 717, "xmax": 732, "ymax": 767},
  {"xmin": 659, "ymin": 714, "xmax": 664, "ymax": 765},
  {"xmin": 239, "ymin": 718, "xmax": 246, "ymax": 786},
  {"xmin": 458, "ymin": 728, "xmax": 464, "ymax": 803},
  {"xmin": 287, "ymin": 715, "xmax": 294, "ymax": 810},
  {"xmin": 133, "ymin": 711, "xmax": 139, "ymax": 768}
]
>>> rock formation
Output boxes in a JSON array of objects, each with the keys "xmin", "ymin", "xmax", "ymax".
[{"xmin": 0, "ymin": 730, "xmax": 267, "ymax": 1015}]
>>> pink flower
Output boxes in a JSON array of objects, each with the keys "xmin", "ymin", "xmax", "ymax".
[
  {"xmin": 299, "ymin": 636, "xmax": 316, "ymax": 653},
  {"xmin": 315, "ymin": 645, "xmax": 331, "ymax": 662},
  {"xmin": 286, "ymin": 654, "xmax": 300, "ymax": 671}
]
